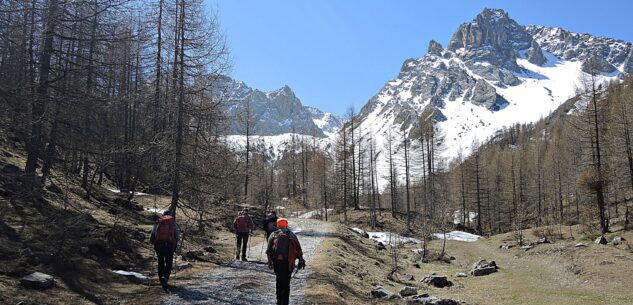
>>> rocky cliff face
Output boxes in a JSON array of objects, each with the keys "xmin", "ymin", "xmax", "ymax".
[
  {"xmin": 220, "ymin": 77, "xmax": 341, "ymax": 137},
  {"xmin": 355, "ymin": 8, "xmax": 630, "ymax": 188}
]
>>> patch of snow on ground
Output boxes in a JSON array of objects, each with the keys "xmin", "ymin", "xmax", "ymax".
[
  {"xmin": 146, "ymin": 207, "xmax": 167, "ymax": 214},
  {"xmin": 350, "ymin": 227, "xmax": 366, "ymax": 235},
  {"xmin": 112, "ymin": 270, "xmax": 147, "ymax": 279},
  {"xmin": 298, "ymin": 208, "xmax": 334, "ymax": 219},
  {"xmin": 433, "ymin": 231, "xmax": 481, "ymax": 242},
  {"xmin": 367, "ymin": 232, "xmax": 422, "ymax": 246},
  {"xmin": 107, "ymin": 189, "xmax": 149, "ymax": 196}
]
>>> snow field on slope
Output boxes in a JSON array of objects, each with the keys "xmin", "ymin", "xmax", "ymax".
[{"xmin": 432, "ymin": 231, "xmax": 481, "ymax": 242}]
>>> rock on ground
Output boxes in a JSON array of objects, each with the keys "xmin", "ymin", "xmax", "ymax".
[
  {"xmin": 20, "ymin": 272, "xmax": 55, "ymax": 290},
  {"xmin": 595, "ymin": 236, "xmax": 608, "ymax": 245},
  {"xmin": 471, "ymin": 260, "xmax": 498, "ymax": 276},
  {"xmin": 399, "ymin": 286, "xmax": 418, "ymax": 297},
  {"xmin": 371, "ymin": 286, "xmax": 393, "ymax": 299},
  {"xmin": 422, "ymin": 274, "xmax": 453, "ymax": 288}
]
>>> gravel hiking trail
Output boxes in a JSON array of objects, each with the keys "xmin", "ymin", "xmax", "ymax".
[{"xmin": 162, "ymin": 218, "xmax": 332, "ymax": 305}]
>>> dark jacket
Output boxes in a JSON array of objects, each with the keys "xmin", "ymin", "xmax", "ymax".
[{"xmin": 263, "ymin": 215, "xmax": 278, "ymax": 233}]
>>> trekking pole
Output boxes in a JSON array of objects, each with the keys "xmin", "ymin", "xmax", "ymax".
[
  {"xmin": 259, "ymin": 233, "xmax": 265, "ymax": 261},
  {"xmin": 248, "ymin": 232, "xmax": 252, "ymax": 259},
  {"xmin": 234, "ymin": 233, "xmax": 238, "ymax": 260}
]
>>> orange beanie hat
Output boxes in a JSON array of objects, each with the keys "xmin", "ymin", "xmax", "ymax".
[{"xmin": 277, "ymin": 218, "xmax": 288, "ymax": 228}]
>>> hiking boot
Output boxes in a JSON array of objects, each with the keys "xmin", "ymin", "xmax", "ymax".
[
  {"xmin": 236, "ymin": 254, "xmax": 240, "ymax": 260},
  {"xmin": 241, "ymin": 257, "xmax": 248, "ymax": 262},
  {"xmin": 159, "ymin": 276, "xmax": 167, "ymax": 288}
]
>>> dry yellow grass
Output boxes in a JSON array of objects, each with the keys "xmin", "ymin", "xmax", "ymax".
[{"xmin": 307, "ymin": 211, "xmax": 633, "ymax": 305}]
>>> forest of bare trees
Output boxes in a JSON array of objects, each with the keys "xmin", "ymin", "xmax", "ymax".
[
  {"xmin": 1, "ymin": 0, "xmax": 631, "ymax": 243},
  {"xmin": 0, "ymin": 0, "xmax": 238, "ymax": 224}
]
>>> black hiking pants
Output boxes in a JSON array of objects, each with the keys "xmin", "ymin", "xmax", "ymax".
[
  {"xmin": 273, "ymin": 261, "xmax": 292, "ymax": 305},
  {"xmin": 236, "ymin": 232, "xmax": 249, "ymax": 259},
  {"xmin": 154, "ymin": 241, "xmax": 174, "ymax": 282}
]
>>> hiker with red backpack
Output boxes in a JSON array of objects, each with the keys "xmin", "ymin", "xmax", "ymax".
[
  {"xmin": 150, "ymin": 210, "xmax": 180, "ymax": 291},
  {"xmin": 266, "ymin": 218, "xmax": 305, "ymax": 305},
  {"xmin": 233, "ymin": 208, "xmax": 254, "ymax": 261}
]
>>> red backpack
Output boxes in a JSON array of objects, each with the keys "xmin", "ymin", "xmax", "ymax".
[
  {"xmin": 156, "ymin": 215, "xmax": 176, "ymax": 247},
  {"xmin": 273, "ymin": 230, "xmax": 290, "ymax": 262},
  {"xmin": 236, "ymin": 215, "xmax": 251, "ymax": 231}
]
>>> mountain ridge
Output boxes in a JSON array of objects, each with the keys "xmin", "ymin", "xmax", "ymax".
[{"xmin": 220, "ymin": 76, "xmax": 342, "ymax": 137}]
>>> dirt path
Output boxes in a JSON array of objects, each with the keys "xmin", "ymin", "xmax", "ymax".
[{"xmin": 162, "ymin": 218, "xmax": 332, "ymax": 305}]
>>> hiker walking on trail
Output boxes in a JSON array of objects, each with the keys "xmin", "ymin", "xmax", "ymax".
[
  {"xmin": 150, "ymin": 210, "xmax": 180, "ymax": 291},
  {"xmin": 267, "ymin": 218, "xmax": 305, "ymax": 305},
  {"xmin": 233, "ymin": 208, "xmax": 254, "ymax": 261},
  {"xmin": 263, "ymin": 210, "xmax": 278, "ymax": 240}
]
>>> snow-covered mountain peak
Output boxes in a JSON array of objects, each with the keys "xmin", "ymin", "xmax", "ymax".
[{"xmin": 355, "ymin": 8, "xmax": 630, "ymax": 189}]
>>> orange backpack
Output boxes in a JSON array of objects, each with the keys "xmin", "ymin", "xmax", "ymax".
[{"xmin": 156, "ymin": 215, "xmax": 176, "ymax": 247}]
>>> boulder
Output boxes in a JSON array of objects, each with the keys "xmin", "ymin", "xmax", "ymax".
[
  {"xmin": 376, "ymin": 242, "xmax": 386, "ymax": 251},
  {"xmin": 399, "ymin": 286, "xmax": 418, "ymax": 297},
  {"xmin": 535, "ymin": 237, "xmax": 551, "ymax": 244},
  {"xmin": 394, "ymin": 272, "xmax": 415, "ymax": 282},
  {"xmin": 499, "ymin": 243, "xmax": 515, "ymax": 249},
  {"xmin": 594, "ymin": 236, "xmax": 608, "ymax": 245},
  {"xmin": 612, "ymin": 236, "xmax": 625, "ymax": 245},
  {"xmin": 185, "ymin": 250, "xmax": 205, "ymax": 260},
  {"xmin": 177, "ymin": 262, "xmax": 193, "ymax": 270},
  {"xmin": 371, "ymin": 286, "xmax": 392, "ymax": 299},
  {"xmin": 2, "ymin": 164, "xmax": 22, "ymax": 175},
  {"xmin": 132, "ymin": 230, "xmax": 145, "ymax": 241},
  {"xmin": 471, "ymin": 260, "xmax": 498, "ymax": 276},
  {"xmin": 20, "ymin": 272, "xmax": 55, "ymax": 290},
  {"xmin": 422, "ymin": 274, "xmax": 453, "ymax": 288}
]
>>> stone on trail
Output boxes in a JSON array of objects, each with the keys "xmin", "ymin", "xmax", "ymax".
[
  {"xmin": 422, "ymin": 274, "xmax": 453, "ymax": 288},
  {"xmin": 371, "ymin": 286, "xmax": 393, "ymax": 299},
  {"xmin": 399, "ymin": 286, "xmax": 418, "ymax": 297},
  {"xmin": 20, "ymin": 272, "xmax": 55, "ymax": 289},
  {"xmin": 177, "ymin": 262, "xmax": 193, "ymax": 270},
  {"xmin": 455, "ymin": 272, "xmax": 468, "ymax": 278},
  {"xmin": 575, "ymin": 242, "xmax": 587, "ymax": 248},
  {"xmin": 471, "ymin": 260, "xmax": 497, "ymax": 276},
  {"xmin": 594, "ymin": 236, "xmax": 608, "ymax": 245},
  {"xmin": 204, "ymin": 245, "xmax": 217, "ymax": 253},
  {"xmin": 185, "ymin": 250, "xmax": 205, "ymax": 260}
]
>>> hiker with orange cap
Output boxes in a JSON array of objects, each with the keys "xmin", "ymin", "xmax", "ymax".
[{"xmin": 266, "ymin": 218, "xmax": 305, "ymax": 305}]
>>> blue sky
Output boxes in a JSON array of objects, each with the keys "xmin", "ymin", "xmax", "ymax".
[{"xmin": 209, "ymin": 1, "xmax": 633, "ymax": 116}]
